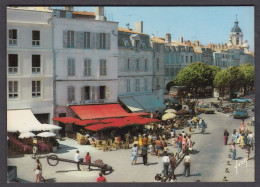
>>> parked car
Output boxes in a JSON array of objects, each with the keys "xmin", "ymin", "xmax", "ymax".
[
  {"xmin": 233, "ymin": 109, "xmax": 248, "ymax": 119},
  {"xmin": 244, "ymin": 95, "xmax": 255, "ymax": 102},
  {"xmin": 195, "ymin": 105, "xmax": 215, "ymax": 114},
  {"xmin": 231, "ymin": 98, "xmax": 252, "ymax": 103}
]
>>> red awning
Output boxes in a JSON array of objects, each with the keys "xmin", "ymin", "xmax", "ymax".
[
  {"xmin": 70, "ymin": 104, "xmax": 149, "ymax": 120},
  {"xmin": 52, "ymin": 117, "xmax": 82, "ymax": 124}
]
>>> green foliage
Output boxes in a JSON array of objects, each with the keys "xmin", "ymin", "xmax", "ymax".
[{"xmin": 238, "ymin": 64, "xmax": 254, "ymax": 87}]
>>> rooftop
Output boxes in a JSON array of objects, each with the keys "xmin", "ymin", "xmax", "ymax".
[
  {"xmin": 72, "ymin": 11, "xmax": 95, "ymax": 16},
  {"xmin": 118, "ymin": 27, "xmax": 148, "ymax": 35},
  {"xmin": 150, "ymin": 37, "xmax": 167, "ymax": 44}
]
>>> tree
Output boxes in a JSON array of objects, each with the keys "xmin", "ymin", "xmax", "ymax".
[
  {"xmin": 174, "ymin": 62, "xmax": 213, "ymax": 97},
  {"xmin": 238, "ymin": 64, "xmax": 254, "ymax": 95}
]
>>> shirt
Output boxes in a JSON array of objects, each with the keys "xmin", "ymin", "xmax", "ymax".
[
  {"xmin": 85, "ymin": 155, "xmax": 91, "ymax": 164},
  {"xmin": 178, "ymin": 136, "xmax": 182, "ymax": 142},
  {"xmin": 183, "ymin": 155, "xmax": 192, "ymax": 164},
  {"xmin": 162, "ymin": 156, "xmax": 170, "ymax": 163},
  {"xmin": 74, "ymin": 153, "xmax": 80, "ymax": 162},
  {"xmin": 97, "ymin": 176, "xmax": 106, "ymax": 182},
  {"xmin": 141, "ymin": 146, "xmax": 148, "ymax": 156}
]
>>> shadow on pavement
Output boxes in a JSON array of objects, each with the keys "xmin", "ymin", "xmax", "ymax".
[
  {"xmin": 55, "ymin": 144, "xmax": 77, "ymax": 154},
  {"xmin": 191, "ymin": 150, "xmax": 200, "ymax": 155},
  {"xmin": 147, "ymin": 162, "xmax": 158, "ymax": 166},
  {"xmin": 236, "ymin": 157, "xmax": 243, "ymax": 160},
  {"xmin": 45, "ymin": 178, "xmax": 56, "ymax": 183},
  {"xmin": 56, "ymin": 169, "xmax": 80, "ymax": 173}
]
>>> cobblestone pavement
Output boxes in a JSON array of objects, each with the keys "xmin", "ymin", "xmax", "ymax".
[{"xmin": 8, "ymin": 100, "xmax": 254, "ymax": 183}]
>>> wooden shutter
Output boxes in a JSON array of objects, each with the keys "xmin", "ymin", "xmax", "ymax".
[
  {"xmin": 81, "ymin": 87, "xmax": 85, "ymax": 101},
  {"xmin": 75, "ymin": 31, "xmax": 80, "ymax": 48},
  {"xmin": 96, "ymin": 33, "xmax": 100, "ymax": 49},
  {"xmin": 96, "ymin": 86, "xmax": 100, "ymax": 100},
  {"xmin": 88, "ymin": 59, "xmax": 91, "ymax": 76},
  {"xmin": 91, "ymin": 86, "xmax": 95, "ymax": 100},
  {"xmin": 63, "ymin": 30, "xmax": 68, "ymax": 48},
  {"xmin": 106, "ymin": 86, "xmax": 111, "ymax": 100},
  {"xmin": 106, "ymin": 33, "xmax": 110, "ymax": 50},
  {"xmin": 90, "ymin": 32, "xmax": 95, "ymax": 49}
]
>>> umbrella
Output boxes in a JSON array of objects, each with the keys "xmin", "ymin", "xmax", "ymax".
[
  {"xmin": 162, "ymin": 113, "xmax": 176, "ymax": 121},
  {"xmin": 165, "ymin": 109, "xmax": 177, "ymax": 114},
  {"xmin": 19, "ymin": 132, "xmax": 36, "ymax": 139},
  {"xmin": 37, "ymin": 132, "xmax": 56, "ymax": 138},
  {"xmin": 41, "ymin": 124, "xmax": 62, "ymax": 131}
]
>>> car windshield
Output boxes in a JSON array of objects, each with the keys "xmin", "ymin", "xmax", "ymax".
[
  {"xmin": 236, "ymin": 109, "xmax": 246, "ymax": 112},
  {"xmin": 200, "ymin": 105, "xmax": 208, "ymax": 108}
]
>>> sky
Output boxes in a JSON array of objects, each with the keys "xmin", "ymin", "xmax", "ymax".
[{"xmin": 62, "ymin": 6, "xmax": 254, "ymax": 51}]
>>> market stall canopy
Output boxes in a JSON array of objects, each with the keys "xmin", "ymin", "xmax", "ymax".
[
  {"xmin": 119, "ymin": 97, "xmax": 144, "ymax": 112},
  {"xmin": 162, "ymin": 113, "xmax": 176, "ymax": 121},
  {"xmin": 70, "ymin": 104, "xmax": 148, "ymax": 120},
  {"xmin": 18, "ymin": 132, "xmax": 36, "ymax": 139},
  {"xmin": 165, "ymin": 109, "xmax": 177, "ymax": 114},
  {"xmin": 131, "ymin": 94, "xmax": 165, "ymax": 112},
  {"xmin": 7, "ymin": 109, "xmax": 61, "ymax": 133},
  {"xmin": 37, "ymin": 132, "xmax": 56, "ymax": 137},
  {"xmin": 52, "ymin": 117, "xmax": 82, "ymax": 124}
]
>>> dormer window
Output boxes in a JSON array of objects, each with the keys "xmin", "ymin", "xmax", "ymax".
[
  {"xmin": 135, "ymin": 40, "xmax": 140, "ymax": 48},
  {"xmin": 141, "ymin": 40, "xmax": 147, "ymax": 48}
]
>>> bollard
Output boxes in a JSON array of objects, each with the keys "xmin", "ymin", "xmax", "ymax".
[
  {"xmin": 228, "ymin": 154, "xmax": 231, "ymax": 158},
  {"xmin": 225, "ymin": 168, "xmax": 229, "ymax": 173},
  {"xmin": 227, "ymin": 161, "xmax": 231, "ymax": 166},
  {"xmin": 229, "ymin": 148, "xmax": 232, "ymax": 153},
  {"xmin": 223, "ymin": 176, "xmax": 228, "ymax": 181}
]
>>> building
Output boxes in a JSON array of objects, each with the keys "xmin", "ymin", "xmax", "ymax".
[
  {"xmin": 7, "ymin": 7, "xmax": 54, "ymax": 123},
  {"xmin": 213, "ymin": 18, "xmax": 254, "ymax": 67},
  {"xmin": 52, "ymin": 7, "xmax": 119, "ymax": 123},
  {"xmin": 117, "ymin": 22, "xmax": 165, "ymax": 113}
]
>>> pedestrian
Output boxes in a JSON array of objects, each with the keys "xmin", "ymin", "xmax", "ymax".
[
  {"xmin": 155, "ymin": 138, "xmax": 162, "ymax": 157},
  {"xmin": 138, "ymin": 135, "xmax": 143, "ymax": 147},
  {"xmin": 187, "ymin": 135, "xmax": 193, "ymax": 153},
  {"xmin": 131, "ymin": 144, "xmax": 138, "ymax": 165},
  {"xmin": 246, "ymin": 144, "xmax": 251, "ymax": 160},
  {"xmin": 231, "ymin": 142, "xmax": 236, "ymax": 160},
  {"xmin": 97, "ymin": 172, "xmax": 107, "ymax": 182},
  {"xmin": 142, "ymin": 135, "xmax": 148, "ymax": 146},
  {"xmin": 238, "ymin": 134, "xmax": 245, "ymax": 148},
  {"xmin": 141, "ymin": 144, "xmax": 148, "ymax": 165},
  {"xmin": 74, "ymin": 150, "xmax": 83, "ymax": 171},
  {"xmin": 169, "ymin": 154, "xmax": 177, "ymax": 175},
  {"xmin": 154, "ymin": 175, "xmax": 161, "ymax": 182},
  {"xmin": 177, "ymin": 134, "xmax": 182, "ymax": 152},
  {"xmin": 183, "ymin": 152, "xmax": 192, "ymax": 177},
  {"xmin": 34, "ymin": 158, "xmax": 45, "ymax": 183},
  {"xmin": 125, "ymin": 132, "xmax": 131, "ymax": 144},
  {"xmin": 224, "ymin": 129, "xmax": 229, "ymax": 145},
  {"xmin": 85, "ymin": 152, "xmax": 91, "ymax": 171},
  {"xmin": 247, "ymin": 132, "xmax": 254, "ymax": 149},
  {"xmin": 200, "ymin": 120, "xmax": 206, "ymax": 134},
  {"xmin": 162, "ymin": 152, "xmax": 170, "ymax": 176},
  {"xmin": 232, "ymin": 129, "xmax": 237, "ymax": 143},
  {"xmin": 189, "ymin": 120, "xmax": 193, "ymax": 132},
  {"xmin": 182, "ymin": 135, "xmax": 187, "ymax": 150},
  {"xmin": 169, "ymin": 175, "xmax": 177, "ymax": 182}
]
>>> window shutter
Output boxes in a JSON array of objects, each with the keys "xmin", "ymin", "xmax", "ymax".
[
  {"xmin": 106, "ymin": 86, "xmax": 111, "ymax": 99},
  {"xmin": 72, "ymin": 58, "xmax": 75, "ymax": 75},
  {"xmin": 90, "ymin": 32, "xmax": 95, "ymax": 49},
  {"xmin": 79, "ymin": 32, "xmax": 84, "ymax": 48},
  {"xmin": 88, "ymin": 59, "xmax": 91, "ymax": 76},
  {"xmin": 81, "ymin": 87, "xmax": 85, "ymax": 101},
  {"xmin": 75, "ymin": 31, "xmax": 80, "ymax": 48},
  {"xmin": 96, "ymin": 86, "xmax": 100, "ymax": 100},
  {"xmin": 96, "ymin": 33, "xmax": 100, "ymax": 49},
  {"xmin": 63, "ymin": 30, "xmax": 68, "ymax": 48},
  {"xmin": 91, "ymin": 86, "xmax": 95, "ymax": 100},
  {"xmin": 106, "ymin": 33, "xmax": 110, "ymax": 50}
]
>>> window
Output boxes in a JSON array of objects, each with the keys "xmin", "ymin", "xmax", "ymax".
[
  {"xmin": 9, "ymin": 29, "xmax": 17, "ymax": 45},
  {"xmin": 84, "ymin": 59, "xmax": 91, "ymax": 76},
  {"xmin": 186, "ymin": 56, "xmax": 188, "ymax": 63},
  {"xmin": 181, "ymin": 55, "xmax": 184, "ymax": 63},
  {"xmin": 127, "ymin": 79, "xmax": 131, "ymax": 93},
  {"xmin": 127, "ymin": 59, "xmax": 130, "ymax": 71},
  {"xmin": 123, "ymin": 38, "xmax": 131, "ymax": 47},
  {"xmin": 190, "ymin": 56, "xmax": 193, "ymax": 63},
  {"xmin": 156, "ymin": 58, "xmax": 160, "ymax": 70},
  {"xmin": 32, "ymin": 55, "xmax": 41, "ymax": 74},
  {"xmin": 236, "ymin": 38, "xmax": 239, "ymax": 45},
  {"xmin": 135, "ymin": 79, "xmax": 140, "ymax": 92},
  {"xmin": 32, "ymin": 30, "xmax": 40, "ymax": 46},
  {"xmin": 32, "ymin": 81, "xmax": 41, "ymax": 97},
  {"xmin": 135, "ymin": 40, "xmax": 140, "ymax": 48},
  {"xmin": 100, "ymin": 86, "xmax": 106, "ymax": 99},
  {"xmin": 171, "ymin": 55, "xmax": 174, "ymax": 64},
  {"xmin": 136, "ymin": 59, "xmax": 140, "ymax": 71},
  {"xmin": 100, "ymin": 59, "xmax": 107, "ymax": 76},
  {"xmin": 144, "ymin": 59, "xmax": 148, "ymax": 71},
  {"xmin": 84, "ymin": 86, "xmax": 91, "ymax": 100},
  {"xmin": 67, "ymin": 86, "xmax": 75, "ymax": 102},
  {"xmin": 8, "ymin": 54, "xmax": 18, "ymax": 74},
  {"xmin": 144, "ymin": 78, "xmax": 148, "ymax": 91},
  {"xmin": 68, "ymin": 58, "xmax": 75, "ymax": 76},
  {"xmin": 67, "ymin": 30, "xmax": 75, "ymax": 48},
  {"xmin": 156, "ymin": 78, "xmax": 159, "ymax": 87},
  {"xmin": 100, "ymin": 33, "xmax": 106, "ymax": 49},
  {"xmin": 156, "ymin": 44, "xmax": 160, "ymax": 52},
  {"xmin": 60, "ymin": 11, "xmax": 66, "ymax": 17},
  {"xmin": 141, "ymin": 40, "xmax": 147, "ymax": 48},
  {"xmin": 170, "ymin": 68, "xmax": 174, "ymax": 76},
  {"xmin": 165, "ymin": 68, "xmax": 169, "ymax": 76},
  {"xmin": 8, "ymin": 81, "xmax": 18, "ymax": 99},
  {"xmin": 84, "ymin": 32, "xmax": 91, "ymax": 48}
]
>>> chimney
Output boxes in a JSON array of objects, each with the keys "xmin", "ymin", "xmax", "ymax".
[
  {"xmin": 152, "ymin": 34, "xmax": 154, "ymax": 38},
  {"xmin": 64, "ymin": 6, "xmax": 73, "ymax": 11},
  {"xmin": 95, "ymin": 6, "xmax": 105, "ymax": 21},
  {"xmin": 134, "ymin": 21, "xmax": 143, "ymax": 33},
  {"xmin": 165, "ymin": 33, "xmax": 171, "ymax": 43},
  {"xmin": 180, "ymin": 36, "xmax": 184, "ymax": 43}
]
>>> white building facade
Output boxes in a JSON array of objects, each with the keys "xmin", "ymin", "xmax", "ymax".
[
  {"xmin": 52, "ymin": 8, "xmax": 119, "ymax": 118},
  {"xmin": 7, "ymin": 7, "xmax": 54, "ymax": 123}
]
